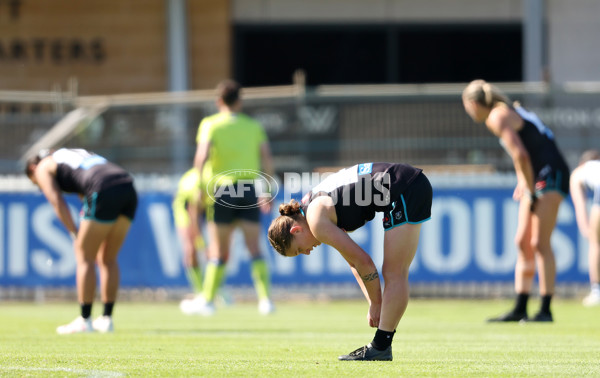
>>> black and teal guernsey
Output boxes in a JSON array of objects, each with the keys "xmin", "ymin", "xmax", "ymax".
[
  {"xmin": 513, "ymin": 107, "xmax": 570, "ymax": 195},
  {"xmin": 301, "ymin": 163, "xmax": 425, "ymax": 232},
  {"xmin": 53, "ymin": 148, "xmax": 133, "ymax": 195}
]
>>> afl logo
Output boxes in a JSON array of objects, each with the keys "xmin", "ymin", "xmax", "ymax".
[{"xmin": 206, "ymin": 169, "xmax": 279, "ymax": 209}]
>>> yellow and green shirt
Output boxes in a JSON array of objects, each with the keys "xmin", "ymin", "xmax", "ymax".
[
  {"xmin": 196, "ymin": 112, "xmax": 267, "ymax": 186},
  {"xmin": 172, "ymin": 168, "xmax": 202, "ymax": 228}
]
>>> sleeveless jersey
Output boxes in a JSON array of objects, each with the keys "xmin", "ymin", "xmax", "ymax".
[
  {"xmin": 301, "ymin": 163, "xmax": 422, "ymax": 232},
  {"xmin": 514, "ymin": 106, "xmax": 569, "ymax": 174},
  {"xmin": 53, "ymin": 148, "xmax": 132, "ymax": 195},
  {"xmin": 580, "ymin": 160, "xmax": 600, "ymax": 191}
]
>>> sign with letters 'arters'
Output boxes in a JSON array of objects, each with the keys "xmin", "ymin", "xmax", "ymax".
[
  {"xmin": 0, "ymin": 0, "xmax": 229, "ymax": 94},
  {"xmin": 0, "ymin": 0, "xmax": 168, "ymax": 94}
]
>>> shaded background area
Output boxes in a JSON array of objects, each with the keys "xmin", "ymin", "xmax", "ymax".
[{"xmin": 234, "ymin": 23, "xmax": 522, "ymax": 86}]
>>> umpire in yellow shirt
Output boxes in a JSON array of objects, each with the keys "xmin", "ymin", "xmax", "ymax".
[
  {"xmin": 172, "ymin": 168, "xmax": 206, "ymax": 298},
  {"xmin": 190, "ymin": 79, "xmax": 276, "ymax": 316}
]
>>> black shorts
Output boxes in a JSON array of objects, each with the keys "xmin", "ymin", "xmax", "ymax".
[
  {"xmin": 82, "ymin": 182, "xmax": 138, "ymax": 222},
  {"xmin": 206, "ymin": 183, "xmax": 261, "ymax": 224},
  {"xmin": 534, "ymin": 163, "xmax": 570, "ymax": 197},
  {"xmin": 382, "ymin": 172, "xmax": 432, "ymax": 231}
]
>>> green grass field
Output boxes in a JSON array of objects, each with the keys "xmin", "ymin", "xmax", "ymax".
[{"xmin": 1, "ymin": 298, "xmax": 599, "ymax": 377}]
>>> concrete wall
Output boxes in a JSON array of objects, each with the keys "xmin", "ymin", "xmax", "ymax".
[
  {"xmin": 232, "ymin": 0, "xmax": 523, "ymax": 22},
  {"xmin": 233, "ymin": 0, "xmax": 600, "ymax": 84},
  {"xmin": 547, "ymin": 0, "xmax": 600, "ymax": 82}
]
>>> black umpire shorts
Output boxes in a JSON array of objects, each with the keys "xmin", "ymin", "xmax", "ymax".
[{"xmin": 206, "ymin": 183, "xmax": 261, "ymax": 224}]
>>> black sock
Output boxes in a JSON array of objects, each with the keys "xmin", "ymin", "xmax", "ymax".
[
  {"xmin": 103, "ymin": 302, "xmax": 114, "ymax": 317},
  {"xmin": 81, "ymin": 303, "xmax": 92, "ymax": 319},
  {"xmin": 514, "ymin": 293, "xmax": 529, "ymax": 314},
  {"xmin": 371, "ymin": 329, "xmax": 395, "ymax": 351},
  {"xmin": 540, "ymin": 295, "xmax": 552, "ymax": 314}
]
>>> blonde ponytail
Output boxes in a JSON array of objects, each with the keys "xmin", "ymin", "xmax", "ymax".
[{"xmin": 463, "ymin": 79, "xmax": 510, "ymax": 108}]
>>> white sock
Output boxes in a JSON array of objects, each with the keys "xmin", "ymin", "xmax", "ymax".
[{"xmin": 591, "ymin": 282, "xmax": 600, "ymax": 295}]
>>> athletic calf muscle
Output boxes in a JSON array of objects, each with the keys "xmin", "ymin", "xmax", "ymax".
[{"xmin": 361, "ymin": 271, "xmax": 379, "ymax": 282}]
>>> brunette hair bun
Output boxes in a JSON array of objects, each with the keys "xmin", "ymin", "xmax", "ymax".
[{"xmin": 279, "ymin": 199, "xmax": 302, "ymax": 216}]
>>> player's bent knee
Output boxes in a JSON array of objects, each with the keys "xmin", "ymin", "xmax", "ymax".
[{"xmin": 381, "ymin": 266, "xmax": 410, "ymax": 283}]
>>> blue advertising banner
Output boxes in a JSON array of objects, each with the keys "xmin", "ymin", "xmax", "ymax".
[{"xmin": 0, "ymin": 188, "xmax": 590, "ymax": 288}]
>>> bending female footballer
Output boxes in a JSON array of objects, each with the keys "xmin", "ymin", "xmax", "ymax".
[
  {"xmin": 25, "ymin": 148, "xmax": 137, "ymax": 334},
  {"xmin": 463, "ymin": 79, "xmax": 569, "ymax": 322},
  {"xmin": 268, "ymin": 162, "xmax": 432, "ymax": 361},
  {"xmin": 569, "ymin": 149, "xmax": 600, "ymax": 307},
  {"xmin": 172, "ymin": 167, "xmax": 207, "ymax": 305}
]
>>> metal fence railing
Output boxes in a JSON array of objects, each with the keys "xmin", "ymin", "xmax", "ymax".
[
  {"xmin": 0, "ymin": 87, "xmax": 76, "ymax": 173},
  {"xmin": 3, "ymin": 82, "xmax": 600, "ymax": 176}
]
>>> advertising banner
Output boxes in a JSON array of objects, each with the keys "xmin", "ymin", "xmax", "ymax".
[{"xmin": 0, "ymin": 188, "xmax": 589, "ymax": 288}]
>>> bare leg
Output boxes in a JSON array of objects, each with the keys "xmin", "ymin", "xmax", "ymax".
[
  {"xmin": 487, "ymin": 198, "xmax": 535, "ymax": 321},
  {"xmin": 202, "ymin": 222, "xmax": 234, "ymax": 302},
  {"xmin": 96, "ymin": 216, "xmax": 131, "ymax": 304},
  {"xmin": 530, "ymin": 192, "xmax": 562, "ymax": 296},
  {"xmin": 378, "ymin": 223, "xmax": 421, "ymax": 332},
  {"xmin": 178, "ymin": 226, "xmax": 199, "ymax": 268},
  {"xmin": 514, "ymin": 199, "xmax": 535, "ymax": 294},
  {"xmin": 239, "ymin": 220, "xmax": 261, "ymax": 258},
  {"xmin": 589, "ymin": 206, "xmax": 600, "ymax": 285},
  {"xmin": 206, "ymin": 221, "xmax": 234, "ymax": 262},
  {"xmin": 75, "ymin": 219, "xmax": 113, "ymax": 304},
  {"xmin": 55, "ymin": 221, "xmax": 113, "ymax": 334},
  {"xmin": 239, "ymin": 220, "xmax": 272, "ymax": 306}
]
